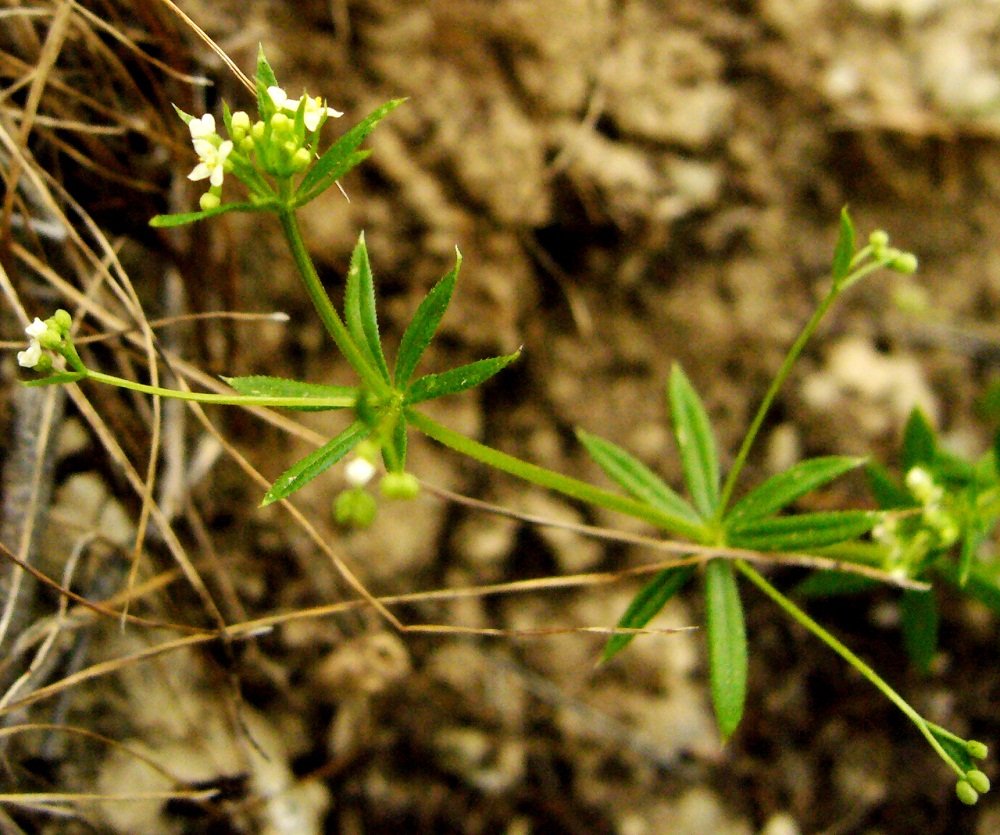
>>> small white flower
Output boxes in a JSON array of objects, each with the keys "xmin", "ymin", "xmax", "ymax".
[
  {"xmin": 188, "ymin": 113, "xmax": 217, "ymax": 140},
  {"xmin": 17, "ymin": 318, "xmax": 49, "ymax": 368},
  {"xmin": 345, "ymin": 457, "xmax": 377, "ymax": 487},
  {"xmin": 25, "ymin": 317, "xmax": 47, "ymax": 339},
  {"xmin": 17, "ymin": 340, "xmax": 42, "ymax": 369},
  {"xmin": 267, "ymin": 85, "xmax": 343, "ymax": 131},
  {"xmin": 188, "ymin": 138, "xmax": 234, "ymax": 188}
]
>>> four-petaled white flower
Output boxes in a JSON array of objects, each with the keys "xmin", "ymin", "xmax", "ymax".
[
  {"xmin": 188, "ymin": 136, "xmax": 233, "ymax": 188},
  {"xmin": 267, "ymin": 86, "xmax": 343, "ymax": 132},
  {"xmin": 17, "ymin": 318, "xmax": 48, "ymax": 368}
]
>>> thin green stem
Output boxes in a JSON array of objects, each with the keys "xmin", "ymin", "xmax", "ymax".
[
  {"xmin": 277, "ymin": 209, "xmax": 390, "ymax": 396},
  {"xmin": 85, "ymin": 370, "xmax": 355, "ymax": 409},
  {"xmin": 735, "ymin": 560, "xmax": 965, "ymax": 779},
  {"xmin": 716, "ymin": 287, "xmax": 840, "ymax": 519},
  {"xmin": 407, "ymin": 407, "xmax": 706, "ymax": 542}
]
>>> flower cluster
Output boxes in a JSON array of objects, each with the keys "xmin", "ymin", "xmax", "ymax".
[
  {"xmin": 177, "ymin": 83, "xmax": 342, "ymax": 210},
  {"xmin": 16, "ymin": 310, "xmax": 74, "ymax": 374},
  {"xmin": 871, "ymin": 465, "xmax": 962, "ymax": 578}
]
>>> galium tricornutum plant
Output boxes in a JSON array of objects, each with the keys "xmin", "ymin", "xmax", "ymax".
[{"xmin": 15, "ymin": 47, "xmax": 993, "ymax": 804}]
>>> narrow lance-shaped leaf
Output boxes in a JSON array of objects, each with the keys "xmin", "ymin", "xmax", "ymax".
[
  {"xmin": 902, "ymin": 407, "xmax": 937, "ymax": 471},
  {"xmin": 669, "ymin": 364, "xmax": 720, "ymax": 518},
  {"xmin": 394, "ymin": 251, "xmax": 461, "ymax": 388},
  {"xmin": 256, "ymin": 45, "xmax": 279, "ymax": 90},
  {"xmin": 831, "ymin": 206, "xmax": 856, "ymax": 285},
  {"xmin": 344, "ymin": 233, "xmax": 391, "ymax": 384},
  {"xmin": 255, "ymin": 46, "xmax": 279, "ymax": 118},
  {"xmin": 221, "ymin": 375, "xmax": 355, "ymax": 410},
  {"xmin": 292, "ymin": 151, "xmax": 371, "ymax": 208},
  {"xmin": 261, "ymin": 420, "xmax": 371, "ymax": 506},
  {"xmin": 900, "ymin": 588, "xmax": 938, "ymax": 673},
  {"xmin": 727, "ymin": 510, "xmax": 882, "ymax": 552},
  {"xmin": 602, "ymin": 566, "xmax": 695, "ymax": 662},
  {"xmin": 382, "ymin": 417, "xmax": 408, "ymax": 473},
  {"xmin": 149, "ymin": 202, "xmax": 273, "ymax": 228},
  {"xmin": 404, "ymin": 351, "xmax": 520, "ymax": 405},
  {"xmin": 576, "ymin": 429, "xmax": 702, "ymax": 529},
  {"xmin": 293, "ymin": 100, "xmax": 405, "ymax": 207},
  {"xmin": 792, "ymin": 570, "xmax": 878, "ymax": 598},
  {"xmin": 705, "ymin": 559, "xmax": 747, "ymax": 741},
  {"xmin": 725, "ymin": 456, "xmax": 867, "ymax": 526}
]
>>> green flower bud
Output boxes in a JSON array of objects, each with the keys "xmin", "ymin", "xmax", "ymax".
[
  {"xmin": 380, "ymin": 472, "xmax": 420, "ymax": 500},
  {"xmin": 51, "ymin": 309, "xmax": 72, "ymax": 333},
  {"xmin": 869, "ymin": 230, "xmax": 890, "ymax": 251},
  {"xmin": 968, "ymin": 740, "xmax": 989, "ymax": 760},
  {"xmin": 334, "ymin": 488, "xmax": 377, "ymax": 529},
  {"xmin": 956, "ymin": 780, "xmax": 979, "ymax": 805},
  {"xmin": 292, "ymin": 147, "xmax": 312, "ymax": 171},
  {"xmin": 33, "ymin": 354, "xmax": 53, "ymax": 374},
  {"xmin": 252, "ymin": 121, "xmax": 266, "ymax": 142},
  {"xmin": 967, "ymin": 770, "xmax": 990, "ymax": 794},
  {"xmin": 36, "ymin": 328, "xmax": 63, "ymax": 351},
  {"xmin": 240, "ymin": 136, "xmax": 255, "ymax": 154},
  {"xmin": 270, "ymin": 112, "xmax": 291, "ymax": 132},
  {"xmin": 890, "ymin": 251, "xmax": 918, "ymax": 274},
  {"xmin": 199, "ymin": 191, "xmax": 221, "ymax": 211}
]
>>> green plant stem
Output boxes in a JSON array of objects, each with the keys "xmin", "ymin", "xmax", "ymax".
[
  {"xmin": 277, "ymin": 209, "xmax": 390, "ymax": 396},
  {"xmin": 735, "ymin": 559, "xmax": 965, "ymax": 779},
  {"xmin": 716, "ymin": 287, "xmax": 840, "ymax": 519},
  {"xmin": 84, "ymin": 370, "xmax": 354, "ymax": 409},
  {"xmin": 407, "ymin": 407, "xmax": 706, "ymax": 541}
]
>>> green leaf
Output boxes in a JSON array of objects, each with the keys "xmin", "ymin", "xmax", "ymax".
[
  {"xmin": 382, "ymin": 417, "xmax": 408, "ymax": 473},
  {"xmin": 901, "ymin": 588, "xmax": 938, "ymax": 673},
  {"xmin": 726, "ymin": 456, "xmax": 866, "ymax": 526},
  {"xmin": 865, "ymin": 461, "xmax": 914, "ymax": 510},
  {"xmin": 20, "ymin": 371, "xmax": 86, "ymax": 387},
  {"xmin": 727, "ymin": 510, "xmax": 882, "ymax": 552},
  {"xmin": 669, "ymin": 364, "xmax": 719, "ymax": 518},
  {"xmin": 394, "ymin": 252, "xmax": 461, "ymax": 389},
  {"xmin": 291, "ymin": 151, "xmax": 371, "ymax": 208},
  {"xmin": 939, "ymin": 561, "xmax": 1000, "ymax": 615},
  {"xmin": 792, "ymin": 570, "xmax": 878, "ymax": 598},
  {"xmin": 929, "ymin": 725, "xmax": 976, "ymax": 774},
  {"xmin": 220, "ymin": 375, "xmax": 355, "ymax": 410},
  {"xmin": 902, "ymin": 407, "xmax": 937, "ymax": 471},
  {"xmin": 831, "ymin": 206, "xmax": 856, "ymax": 285},
  {"xmin": 344, "ymin": 233, "xmax": 391, "ymax": 384},
  {"xmin": 576, "ymin": 429, "xmax": 702, "ymax": 527},
  {"xmin": 293, "ymin": 100, "xmax": 405, "ymax": 207},
  {"xmin": 404, "ymin": 352, "xmax": 520, "ymax": 405},
  {"xmin": 705, "ymin": 559, "xmax": 747, "ymax": 742},
  {"xmin": 957, "ymin": 527, "xmax": 985, "ymax": 587},
  {"xmin": 149, "ymin": 202, "xmax": 271, "ymax": 228},
  {"xmin": 255, "ymin": 45, "xmax": 279, "ymax": 90},
  {"xmin": 602, "ymin": 566, "xmax": 695, "ymax": 662},
  {"xmin": 261, "ymin": 420, "xmax": 371, "ymax": 506}
]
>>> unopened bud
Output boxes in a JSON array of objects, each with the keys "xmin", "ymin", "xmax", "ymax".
[
  {"xmin": 292, "ymin": 147, "xmax": 312, "ymax": 171},
  {"xmin": 967, "ymin": 770, "xmax": 990, "ymax": 794},
  {"xmin": 956, "ymin": 780, "xmax": 979, "ymax": 805},
  {"xmin": 199, "ymin": 192, "xmax": 221, "ymax": 211},
  {"xmin": 334, "ymin": 488, "xmax": 377, "ymax": 529},
  {"xmin": 890, "ymin": 251, "xmax": 918, "ymax": 274},
  {"xmin": 869, "ymin": 230, "xmax": 890, "ymax": 251},
  {"xmin": 380, "ymin": 472, "xmax": 420, "ymax": 500},
  {"xmin": 968, "ymin": 740, "xmax": 989, "ymax": 760},
  {"xmin": 52, "ymin": 309, "xmax": 72, "ymax": 333}
]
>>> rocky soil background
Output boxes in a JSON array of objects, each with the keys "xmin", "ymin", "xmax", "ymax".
[{"xmin": 3, "ymin": 0, "xmax": 1000, "ymax": 833}]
